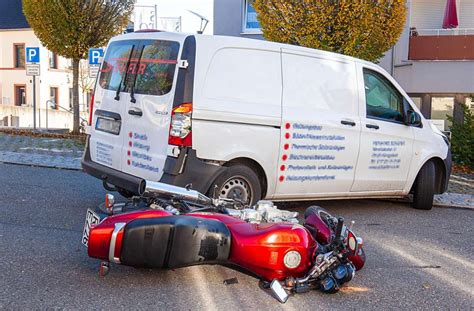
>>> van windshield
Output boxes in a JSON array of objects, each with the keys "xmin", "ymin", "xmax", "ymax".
[{"xmin": 99, "ymin": 39, "xmax": 180, "ymax": 96}]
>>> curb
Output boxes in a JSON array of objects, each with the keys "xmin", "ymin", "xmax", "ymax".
[
  {"xmin": 433, "ymin": 202, "xmax": 474, "ymax": 211},
  {"xmin": 0, "ymin": 160, "xmax": 82, "ymax": 171}
]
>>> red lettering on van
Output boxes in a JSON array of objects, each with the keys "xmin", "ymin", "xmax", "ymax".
[
  {"xmin": 127, "ymin": 63, "xmax": 137, "ymax": 74},
  {"xmin": 137, "ymin": 63, "xmax": 147, "ymax": 75},
  {"xmin": 116, "ymin": 62, "xmax": 126, "ymax": 73}
]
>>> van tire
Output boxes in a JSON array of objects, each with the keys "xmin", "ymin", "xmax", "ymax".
[
  {"xmin": 412, "ymin": 161, "xmax": 435, "ymax": 210},
  {"xmin": 208, "ymin": 165, "xmax": 262, "ymax": 206}
]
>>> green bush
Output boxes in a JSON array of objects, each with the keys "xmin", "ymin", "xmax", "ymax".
[{"xmin": 447, "ymin": 102, "xmax": 474, "ymax": 168}]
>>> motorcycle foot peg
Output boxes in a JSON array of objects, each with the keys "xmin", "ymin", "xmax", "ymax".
[{"xmin": 99, "ymin": 261, "xmax": 110, "ymax": 277}]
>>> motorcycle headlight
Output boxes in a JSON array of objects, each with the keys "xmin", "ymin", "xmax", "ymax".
[
  {"xmin": 283, "ymin": 250, "xmax": 301, "ymax": 269},
  {"xmin": 347, "ymin": 230, "xmax": 358, "ymax": 254}
]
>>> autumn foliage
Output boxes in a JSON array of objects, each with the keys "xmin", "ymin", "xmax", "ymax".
[
  {"xmin": 22, "ymin": 0, "xmax": 134, "ymax": 133},
  {"xmin": 253, "ymin": 0, "xmax": 407, "ymax": 62}
]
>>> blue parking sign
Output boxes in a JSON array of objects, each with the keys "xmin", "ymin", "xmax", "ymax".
[
  {"xmin": 26, "ymin": 47, "xmax": 40, "ymax": 63},
  {"xmin": 89, "ymin": 48, "xmax": 104, "ymax": 65}
]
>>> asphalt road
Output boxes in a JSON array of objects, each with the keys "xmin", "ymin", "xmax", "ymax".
[{"xmin": 0, "ymin": 163, "xmax": 472, "ymax": 310}]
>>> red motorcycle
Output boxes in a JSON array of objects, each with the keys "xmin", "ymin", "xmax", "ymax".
[{"xmin": 83, "ymin": 181, "xmax": 365, "ymax": 303}]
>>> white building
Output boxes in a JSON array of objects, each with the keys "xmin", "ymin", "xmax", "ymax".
[{"xmin": 0, "ymin": 0, "xmax": 90, "ymax": 130}]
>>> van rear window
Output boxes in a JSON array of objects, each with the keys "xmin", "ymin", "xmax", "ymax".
[{"xmin": 99, "ymin": 39, "xmax": 180, "ymax": 96}]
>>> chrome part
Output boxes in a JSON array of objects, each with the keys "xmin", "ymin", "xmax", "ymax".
[
  {"xmin": 283, "ymin": 251, "xmax": 302, "ymax": 269},
  {"xmin": 255, "ymin": 200, "xmax": 274, "ymax": 210},
  {"xmin": 140, "ymin": 180, "xmax": 212, "ymax": 206},
  {"xmin": 270, "ymin": 280, "xmax": 289, "ymax": 303},
  {"xmin": 105, "ymin": 193, "xmax": 115, "ymax": 215},
  {"xmin": 225, "ymin": 208, "xmax": 243, "ymax": 218},
  {"xmin": 165, "ymin": 205, "xmax": 180, "ymax": 215},
  {"xmin": 296, "ymin": 251, "xmax": 339, "ymax": 284},
  {"xmin": 241, "ymin": 208, "xmax": 262, "ymax": 223},
  {"xmin": 256, "ymin": 202, "xmax": 299, "ymax": 223},
  {"xmin": 108, "ymin": 222, "xmax": 126, "ymax": 264},
  {"xmin": 226, "ymin": 201, "xmax": 299, "ymax": 224},
  {"xmin": 99, "ymin": 261, "xmax": 110, "ymax": 277}
]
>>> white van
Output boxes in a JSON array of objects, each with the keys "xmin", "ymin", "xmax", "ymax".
[{"xmin": 82, "ymin": 31, "xmax": 451, "ymax": 210}]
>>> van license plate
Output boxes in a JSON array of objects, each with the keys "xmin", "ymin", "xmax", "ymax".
[
  {"xmin": 96, "ymin": 117, "xmax": 121, "ymax": 135},
  {"xmin": 82, "ymin": 209, "xmax": 101, "ymax": 247}
]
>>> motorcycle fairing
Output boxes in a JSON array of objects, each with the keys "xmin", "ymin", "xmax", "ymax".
[{"xmin": 120, "ymin": 216, "xmax": 231, "ymax": 268}]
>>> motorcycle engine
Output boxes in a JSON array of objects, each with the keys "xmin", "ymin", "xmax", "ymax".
[{"xmin": 228, "ymin": 200, "xmax": 299, "ymax": 224}]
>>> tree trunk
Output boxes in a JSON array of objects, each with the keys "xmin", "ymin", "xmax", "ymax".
[{"xmin": 72, "ymin": 58, "xmax": 80, "ymax": 134}]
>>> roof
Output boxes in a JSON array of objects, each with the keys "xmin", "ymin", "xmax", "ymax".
[{"xmin": 0, "ymin": 0, "xmax": 30, "ymax": 30}]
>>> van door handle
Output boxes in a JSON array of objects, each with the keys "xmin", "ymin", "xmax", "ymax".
[
  {"xmin": 128, "ymin": 108, "xmax": 143, "ymax": 117},
  {"xmin": 341, "ymin": 120, "xmax": 356, "ymax": 126},
  {"xmin": 366, "ymin": 123, "xmax": 379, "ymax": 130}
]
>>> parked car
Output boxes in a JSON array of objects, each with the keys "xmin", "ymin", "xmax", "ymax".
[{"xmin": 82, "ymin": 31, "xmax": 451, "ymax": 210}]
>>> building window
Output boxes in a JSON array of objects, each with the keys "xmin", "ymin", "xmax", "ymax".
[
  {"xmin": 14, "ymin": 85, "xmax": 26, "ymax": 106},
  {"xmin": 410, "ymin": 97, "xmax": 422, "ymax": 110},
  {"xmin": 243, "ymin": 0, "xmax": 261, "ymax": 33},
  {"xmin": 14, "ymin": 44, "xmax": 25, "ymax": 68},
  {"xmin": 466, "ymin": 97, "xmax": 474, "ymax": 113},
  {"xmin": 431, "ymin": 97, "xmax": 454, "ymax": 130},
  {"xmin": 49, "ymin": 52, "xmax": 58, "ymax": 69},
  {"xmin": 50, "ymin": 87, "xmax": 59, "ymax": 109}
]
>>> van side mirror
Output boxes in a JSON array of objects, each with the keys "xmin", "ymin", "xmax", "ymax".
[{"xmin": 405, "ymin": 110, "xmax": 422, "ymax": 127}]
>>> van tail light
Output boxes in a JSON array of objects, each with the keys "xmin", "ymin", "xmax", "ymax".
[
  {"xmin": 168, "ymin": 103, "xmax": 192, "ymax": 147},
  {"xmin": 88, "ymin": 92, "xmax": 95, "ymax": 125}
]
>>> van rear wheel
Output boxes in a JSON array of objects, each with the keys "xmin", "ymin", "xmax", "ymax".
[
  {"xmin": 412, "ymin": 161, "xmax": 435, "ymax": 210},
  {"xmin": 209, "ymin": 165, "xmax": 262, "ymax": 206}
]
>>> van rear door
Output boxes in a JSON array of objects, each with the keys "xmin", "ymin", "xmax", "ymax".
[
  {"xmin": 90, "ymin": 36, "xmax": 182, "ymax": 182},
  {"xmin": 89, "ymin": 39, "xmax": 139, "ymax": 172}
]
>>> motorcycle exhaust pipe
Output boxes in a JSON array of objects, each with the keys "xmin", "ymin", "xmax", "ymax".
[{"xmin": 139, "ymin": 180, "xmax": 213, "ymax": 206}]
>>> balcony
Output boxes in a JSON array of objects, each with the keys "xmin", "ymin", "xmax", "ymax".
[{"xmin": 409, "ymin": 28, "xmax": 474, "ymax": 61}]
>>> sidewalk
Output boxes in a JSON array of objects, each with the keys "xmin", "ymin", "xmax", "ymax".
[
  {"xmin": 0, "ymin": 132, "xmax": 472, "ymax": 208},
  {"xmin": 0, "ymin": 133, "xmax": 83, "ymax": 170}
]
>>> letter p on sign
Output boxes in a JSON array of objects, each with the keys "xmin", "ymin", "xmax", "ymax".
[
  {"xmin": 89, "ymin": 48, "xmax": 104, "ymax": 65},
  {"xmin": 26, "ymin": 47, "xmax": 40, "ymax": 63}
]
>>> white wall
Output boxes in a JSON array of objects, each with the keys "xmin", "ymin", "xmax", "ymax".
[
  {"xmin": 0, "ymin": 105, "xmax": 87, "ymax": 129},
  {"xmin": 134, "ymin": 0, "xmax": 214, "ymax": 34},
  {"xmin": 0, "ymin": 29, "xmax": 91, "ymax": 130}
]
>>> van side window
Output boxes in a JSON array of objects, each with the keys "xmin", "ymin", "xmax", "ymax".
[{"xmin": 363, "ymin": 69, "xmax": 404, "ymax": 123}]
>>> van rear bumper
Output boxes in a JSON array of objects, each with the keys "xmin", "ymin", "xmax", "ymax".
[
  {"xmin": 81, "ymin": 138, "xmax": 143, "ymax": 194},
  {"xmin": 82, "ymin": 137, "xmax": 224, "ymax": 195}
]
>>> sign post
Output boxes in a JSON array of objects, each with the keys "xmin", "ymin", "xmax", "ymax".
[
  {"xmin": 26, "ymin": 47, "xmax": 40, "ymax": 131},
  {"xmin": 88, "ymin": 48, "xmax": 104, "ymax": 79}
]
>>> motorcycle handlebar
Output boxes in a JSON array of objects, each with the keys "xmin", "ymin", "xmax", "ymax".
[{"xmin": 334, "ymin": 217, "xmax": 344, "ymax": 242}]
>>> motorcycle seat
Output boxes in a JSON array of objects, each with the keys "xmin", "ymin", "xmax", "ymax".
[{"xmin": 120, "ymin": 215, "xmax": 231, "ymax": 268}]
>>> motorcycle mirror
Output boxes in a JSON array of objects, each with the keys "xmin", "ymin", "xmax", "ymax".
[{"xmin": 270, "ymin": 280, "xmax": 289, "ymax": 303}]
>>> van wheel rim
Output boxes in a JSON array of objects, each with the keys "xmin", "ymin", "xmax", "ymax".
[{"xmin": 220, "ymin": 176, "xmax": 252, "ymax": 204}]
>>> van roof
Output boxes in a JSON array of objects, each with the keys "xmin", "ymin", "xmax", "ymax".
[{"xmin": 112, "ymin": 31, "xmax": 381, "ymax": 71}]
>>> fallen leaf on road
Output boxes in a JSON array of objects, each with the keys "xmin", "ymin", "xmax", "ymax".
[{"xmin": 340, "ymin": 286, "xmax": 370, "ymax": 293}]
